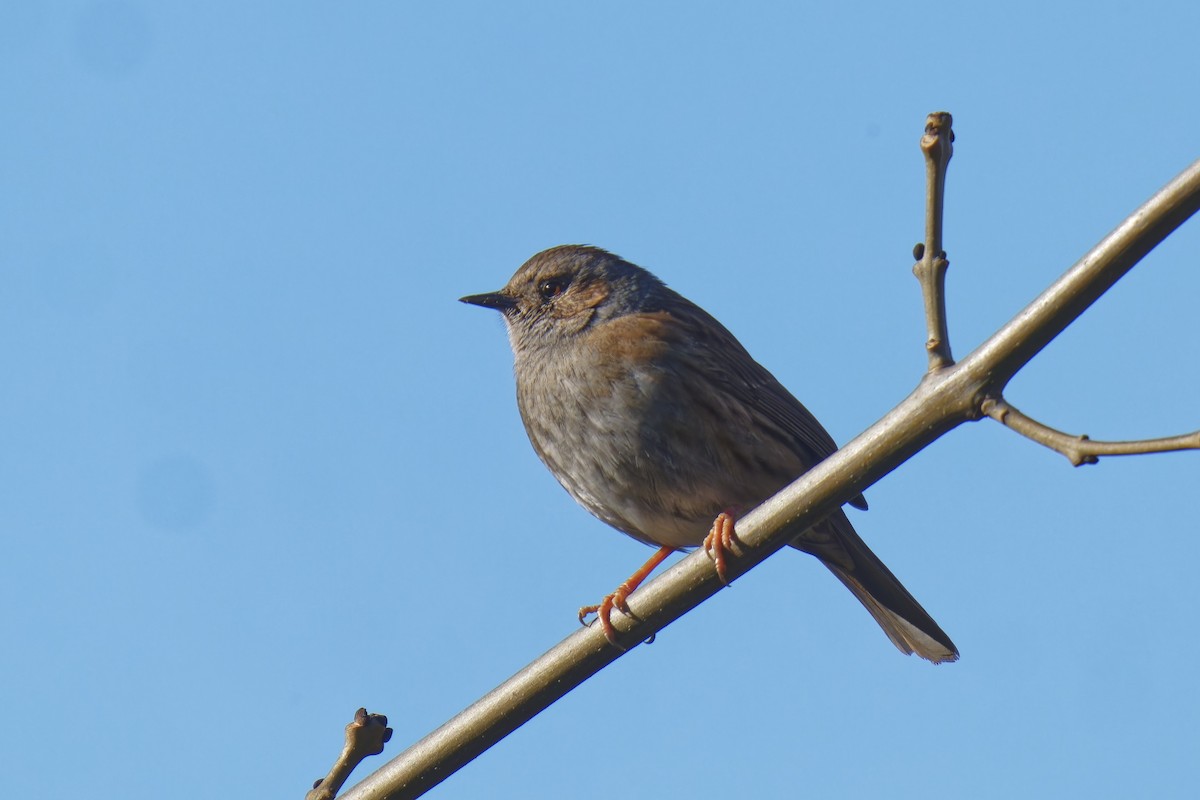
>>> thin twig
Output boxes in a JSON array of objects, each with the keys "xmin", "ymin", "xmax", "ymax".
[
  {"xmin": 981, "ymin": 397, "xmax": 1200, "ymax": 466},
  {"xmin": 306, "ymin": 709, "xmax": 392, "ymax": 800},
  {"xmin": 913, "ymin": 111, "xmax": 955, "ymax": 371}
]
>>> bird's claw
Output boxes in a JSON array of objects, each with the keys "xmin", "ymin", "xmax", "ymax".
[
  {"xmin": 703, "ymin": 512, "xmax": 745, "ymax": 584},
  {"xmin": 579, "ymin": 587, "xmax": 633, "ymax": 649}
]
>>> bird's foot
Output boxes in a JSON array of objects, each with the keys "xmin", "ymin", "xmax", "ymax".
[
  {"xmin": 578, "ymin": 545, "xmax": 675, "ymax": 648},
  {"xmin": 703, "ymin": 511, "xmax": 745, "ymax": 584},
  {"xmin": 578, "ymin": 586, "xmax": 634, "ymax": 649}
]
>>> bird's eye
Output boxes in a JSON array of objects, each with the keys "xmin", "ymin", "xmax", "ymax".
[{"xmin": 538, "ymin": 277, "xmax": 568, "ymax": 301}]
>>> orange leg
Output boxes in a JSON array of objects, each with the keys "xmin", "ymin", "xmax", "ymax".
[
  {"xmin": 579, "ymin": 545, "xmax": 676, "ymax": 647},
  {"xmin": 703, "ymin": 511, "xmax": 745, "ymax": 584}
]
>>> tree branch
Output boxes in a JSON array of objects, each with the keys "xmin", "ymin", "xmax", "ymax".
[
  {"xmin": 981, "ymin": 397, "xmax": 1200, "ymax": 466},
  {"xmin": 965, "ymin": 159, "xmax": 1200, "ymax": 390},
  {"xmin": 336, "ymin": 127, "xmax": 1200, "ymax": 799}
]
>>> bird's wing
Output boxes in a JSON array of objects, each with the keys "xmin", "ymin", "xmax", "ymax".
[{"xmin": 663, "ymin": 294, "xmax": 868, "ymax": 510}]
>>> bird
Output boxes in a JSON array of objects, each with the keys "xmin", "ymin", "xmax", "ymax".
[{"xmin": 460, "ymin": 244, "xmax": 958, "ymax": 663}]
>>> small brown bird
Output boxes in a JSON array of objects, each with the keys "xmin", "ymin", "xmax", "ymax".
[{"xmin": 461, "ymin": 245, "xmax": 957, "ymax": 663}]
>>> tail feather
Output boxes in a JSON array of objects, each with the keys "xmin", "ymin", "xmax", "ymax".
[{"xmin": 791, "ymin": 510, "xmax": 958, "ymax": 664}]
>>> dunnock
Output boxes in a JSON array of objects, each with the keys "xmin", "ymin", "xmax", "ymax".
[{"xmin": 461, "ymin": 245, "xmax": 957, "ymax": 663}]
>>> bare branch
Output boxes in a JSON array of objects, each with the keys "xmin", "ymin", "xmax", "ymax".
[
  {"xmin": 966, "ymin": 159, "xmax": 1200, "ymax": 391},
  {"xmin": 913, "ymin": 111, "xmax": 955, "ymax": 371},
  {"xmin": 306, "ymin": 709, "xmax": 392, "ymax": 800},
  {"xmin": 981, "ymin": 397, "xmax": 1200, "ymax": 466},
  {"xmin": 337, "ymin": 134, "xmax": 1200, "ymax": 800}
]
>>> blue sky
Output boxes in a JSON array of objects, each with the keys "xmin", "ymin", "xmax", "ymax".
[{"xmin": 3, "ymin": 2, "xmax": 1198, "ymax": 798}]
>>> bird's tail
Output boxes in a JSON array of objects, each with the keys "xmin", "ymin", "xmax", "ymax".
[{"xmin": 791, "ymin": 510, "xmax": 958, "ymax": 664}]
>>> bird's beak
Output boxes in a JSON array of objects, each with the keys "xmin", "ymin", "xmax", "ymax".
[{"xmin": 459, "ymin": 291, "xmax": 517, "ymax": 312}]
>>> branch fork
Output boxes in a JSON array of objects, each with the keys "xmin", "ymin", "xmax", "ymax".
[{"xmin": 910, "ymin": 113, "xmax": 1200, "ymax": 468}]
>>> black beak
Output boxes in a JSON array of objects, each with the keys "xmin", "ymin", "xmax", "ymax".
[{"xmin": 460, "ymin": 291, "xmax": 516, "ymax": 311}]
